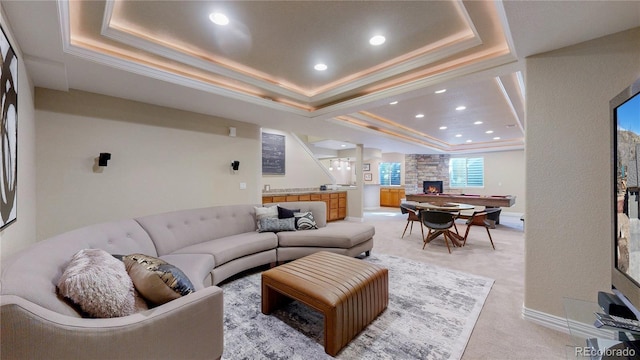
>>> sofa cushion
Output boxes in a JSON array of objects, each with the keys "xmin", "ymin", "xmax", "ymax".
[
  {"xmin": 258, "ymin": 217, "xmax": 296, "ymax": 232},
  {"xmin": 294, "ymin": 211, "xmax": 318, "ymax": 230},
  {"xmin": 255, "ymin": 205, "xmax": 278, "ymax": 231},
  {"xmin": 276, "ymin": 223, "xmax": 375, "ymax": 248},
  {"xmin": 159, "ymin": 253, "xmax": 215, "ymax": 290},
  {"xmin": 57, "ymin": 249, "xmax": 138, "ymax": 318},
  {"xmin": 122, "ymin": 254, "xmax": 195, "ymax": 306},
  {"xmin": 264, "ymin": 201, "xmax": 327, "ymax": 228},
  {"xmin": 277, "ymin": 206, "xmax": 299, "ymax": 219},
  {"xmin": 171, "ymin": 231, "xmax": 278, "ymax": 267}
]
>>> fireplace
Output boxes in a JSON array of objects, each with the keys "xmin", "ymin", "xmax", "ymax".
[{"xmin": 423, "ymin": 181, "xmax": 443, "ymax": 194}]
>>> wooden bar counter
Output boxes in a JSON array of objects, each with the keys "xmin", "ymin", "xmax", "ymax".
[
  {"xmin": 262, "ymin": 191, "xmax": 347, "ymax": 222},
  {"xmin": 405, "ymin": 193, "xmax": 516, "ymax": 208}
]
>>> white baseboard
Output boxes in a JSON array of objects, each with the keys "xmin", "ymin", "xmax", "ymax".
[
  {"xmin": 345, "ymin": 216, "xmax": 364, "ymax": 222},
  {"xmin": 522, "ymin": 306, "xmax": 570, "ymax": 334},
  {"xmin": 522, "ymin": 306, "xmax": 618, "ymax": 340}
]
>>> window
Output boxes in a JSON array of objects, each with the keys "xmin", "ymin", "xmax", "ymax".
[
  {"xmin": 379, "ymin": 162, "xmax": 401, "ymax": 185},
  {"xmin": 449, "ymin": 157, "xmax": 484, "ymax": 188}
]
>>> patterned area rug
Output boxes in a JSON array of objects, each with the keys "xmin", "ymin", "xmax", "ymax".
[{"xmin": 220, "ymin": 253, "xmax": 494, "ymax": 359}]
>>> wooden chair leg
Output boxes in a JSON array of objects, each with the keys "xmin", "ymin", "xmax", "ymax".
[
  {"xmin": 409, "ymin": 221, "xmax": 414, "ymax": 235},
  {"xmin": 402, "ymin": 220, "xmax": 410, "ymax": 238},
  {"xmin": 443, "ymin": 232, "xmax": 452, "ymax": 254},
  {"xmin": 463, "ymin": 225, "xmax": 472, "ymax": 246},
  {"xmin": 485, "ymin": 227, "xmax": 496, "ymax": 250},
  {"xmin": 419, "ymin": 222, "xmax": 424, "ymax": 240},
  {"xmin": 422, "ymin": 229, "xmax": 433, "ymax": 249}
]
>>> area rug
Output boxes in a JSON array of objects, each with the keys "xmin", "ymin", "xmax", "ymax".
[{"xmin": 220, "ymin": 253, "xmax": 494, "ymax": 360}]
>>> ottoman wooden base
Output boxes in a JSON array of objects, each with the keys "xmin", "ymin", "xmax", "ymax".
[{"xmin": 261, "ymin": 251, "xmax": 388, "ymax": 356}]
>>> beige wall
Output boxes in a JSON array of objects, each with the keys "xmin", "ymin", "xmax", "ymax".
[
  {"xmin": 0, "ymin": 12, "xmax": 38, "ymax": 261},
  {"xmin": 35, "ymin": 89, "xmax": 262, "ymax": 240},
  {"xmin": 261, "ymin": 128, "xmax": 332, "ymax": 190},
  {"xmin": 525, "ymin": 27, "xmax": 640, "ymax": 317},
  {"xmin": 453, "ymin": 150, "xmax": 525, "ymax": 214}
]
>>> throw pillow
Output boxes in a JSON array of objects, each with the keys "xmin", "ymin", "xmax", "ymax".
[
  {"xmin": 258, "ymin": 217, "xmax": 296, "ymax": 232},
  {"xmin": 57, "ymin": 248, "xmax": 137, "ymax": 318},
  {"xmin": 294, "ymin": 211, "xmax": 318, "ymax": 230},
  {"xmin": 254, "ymin": 205, "xmax": 278, "ymax": 231},
  {"xmin": 123, "ymin": 254, "xmax": 195, "ymax": 306},
  {"xmin": 277, "ymin": 206, "xmax": 300, "ymax": 219}
]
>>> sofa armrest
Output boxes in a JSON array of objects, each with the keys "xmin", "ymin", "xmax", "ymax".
[{"xmin": 1, "ymin": 286, "xmax": 224, "ymax": 360}]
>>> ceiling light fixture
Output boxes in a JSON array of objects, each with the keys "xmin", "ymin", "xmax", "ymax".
[
  {"xmin": 314, "ymin": 63, "xmax": 328, "ymax": 71},
  {"xmin": 415, "ymin": 114, "xmax": 424, "ymax": 118},
  {"xmin": 485, "ymin": 130, "xmax": 494, "ymax": 134},
  {"xmin": 493, "ymin": 137, "xmax": 501, "ymax": 140},
  {"xmin": 455, "ymin": 134, "xmax": 462, "ymax": 137},
  {"xmin": 466, "ymin": 139, "xmax": 473, "ymax": 143},
  {"xmin": 435, "ymin": 89, "xmax": 447, "ymax": 94},
  {"xmin": 209, "ymin": 12, "xmax": 229, "ymax": 25},
  {"xmin": 474, "ymin": 121, "xmax": 483, "ymax": 125},
  {"xmin": 456, "ymin": 106, "xmax": 466, "ymax": 111},
  {"xmin": 439, "ymin": 126, "xmax": 447, "ymax": 130},
  {"xmin": 389, "ymin": 101, "xmax": 398, "ymax": 105},
  {"xmin": 369, "ymin": 35, "xmax": 386, "ymax": 46}
]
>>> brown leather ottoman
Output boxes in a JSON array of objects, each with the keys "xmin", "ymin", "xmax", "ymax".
[{"xmin": 261, "ymin": 251, "xmax": 388, "ymax": 356}]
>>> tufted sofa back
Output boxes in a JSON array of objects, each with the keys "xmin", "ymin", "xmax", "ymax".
[
  {"xmin": 135, "ymin": 204, "xmax": 259, "ymax": 256},
  {"xmin": 0, "ymin": 219, "xmax": 156, "ymax": 317}
]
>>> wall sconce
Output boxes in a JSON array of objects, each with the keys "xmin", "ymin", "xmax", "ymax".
[
  {"xmin": 98, "ymin": 153, "xmax": 111, "ymax": 167},
  {"xmin": 231, "ymin": 160, "xmax": 240, "ymax": 172}
]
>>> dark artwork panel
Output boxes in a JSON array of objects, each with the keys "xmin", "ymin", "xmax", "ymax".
[{"xmin": 262, "ymin": 133, "xmax": 285, "ymax": 175}]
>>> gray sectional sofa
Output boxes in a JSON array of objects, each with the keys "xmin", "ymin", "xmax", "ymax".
[{"xmin": 0, "ymin": 201, "xmax": 374, "ymax": 360}]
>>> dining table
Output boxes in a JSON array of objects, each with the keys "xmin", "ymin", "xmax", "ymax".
[{"xmin": 414, "ymin": 202, "xmax": 476, "ymax": 247}]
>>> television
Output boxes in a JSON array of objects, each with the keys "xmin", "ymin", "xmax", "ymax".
[{"xmin": 612, "ymin": 76, "xmax": 640, "ymax": 318}]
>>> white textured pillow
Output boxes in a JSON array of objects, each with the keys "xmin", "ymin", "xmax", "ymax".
[
  {"xmin": 254, "ymin": 205, "xmax": 278, "ymax": 231},
  {"xmin": 57, "ymin": 249, "xmax": 137, "ymax": 318}
]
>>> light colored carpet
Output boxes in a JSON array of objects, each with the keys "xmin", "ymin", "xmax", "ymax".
[
  {"xmin": 366, "ymin": 208, "xmax": 568, "ymax": 360},
  {"xmin": 220, "ymin": 253, "xmax": 493, "ymax": 359}
]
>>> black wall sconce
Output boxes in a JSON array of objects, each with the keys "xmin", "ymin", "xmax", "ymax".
[
  {"xmin": 98, "ymin": 153, "xmax": 111, "ymax": 167},
  {"xmin": 231, "ymin": 160, "xmax": 240, "ymax": 171}
]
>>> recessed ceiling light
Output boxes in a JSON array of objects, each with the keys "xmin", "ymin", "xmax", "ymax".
[
  {"xmin": 209, "ymin": 12, "xmax": 229, "ymax": 25},
  {"xmin": 455, "ymin": 134, "xmax": 462, "ymax": 137},
  {"xmin": 369, "ymin": 35, "xmax": 386, "ymax": 46},
  {"xmin": 485, "ymin": 130, "xmax": 494, "ymax": 134},
  {"xmin": 389, "ymin": 101, "xmax": 398, "ymax": 105},
  {"xmin": 340, "ymin": 144, "xmax": 346, "ymax": 147},
  {"xmin": 456, "ymin": 106, "xmax": 466, "ymax": 111},
  {"xmin": 466, "ymin": 139, "xmax": 473, "ymax": 143},
  {"xmin": 439, "ymin": 126, "xmax": 447, "ymax": 130},
  {"xmin": 435, "ymin": 89, "xmax": 447, "ymax": 94},
  {"xmin": 474, "ymin": 121, "xmax": 483, "ymax": 125},
  {"xmin": 493, "ymin": 137, "xmax": 501, "ymax": 140},
  {"xmin": 314, "ymin": 63, "xmax": 328, "ymax": 71},
  {"xmin": 415, "ymin": 114, "xmax": 424, "ymax": 118}
]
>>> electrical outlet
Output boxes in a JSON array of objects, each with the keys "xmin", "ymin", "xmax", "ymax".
[{"xmin": 239, "ymin": 182, "xmax": 247, "ymax": 190}]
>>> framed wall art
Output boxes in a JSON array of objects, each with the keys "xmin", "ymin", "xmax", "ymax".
[
  {"xmin": 364, "ymin": 173, "xmax": 372, "ymax": 181},
  {"xmin": 363, "ymin": 163, "xmax": 370, "ymax": 171},
  {"xmin": 0, "ymin": 26, "xmax": 17, "ymax": 230},
  {"xmin": 262, "ymin": 132, "xmax": 285, "ymax": 175}
]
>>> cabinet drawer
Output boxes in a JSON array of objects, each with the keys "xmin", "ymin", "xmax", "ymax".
[
  {"xmin": 272, "ymin": 196, "xmax": 286, "ymax": 202},
  {"xmin": 310, "ymin": 194, "xmax": 322, "ymax": 201},
  {"xmin": 298, "ymin": 194, "xmax": 310, "ymax": 201},
  {"xmin": 329, "ymin": 209, "xmax": 339, "ymax": 220},
  {"xmin": 286, "ymin": 195, "xmax": 299, "ymax": 202}
]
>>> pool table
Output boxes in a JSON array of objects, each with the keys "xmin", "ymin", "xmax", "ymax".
[{"xmin": 404, "ymin": 193, "xmax": 516, "ymax": 208}]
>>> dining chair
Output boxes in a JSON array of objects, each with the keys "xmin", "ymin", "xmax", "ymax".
[
  {"xmin": 421, "ymin": 210, "xmax": 462, "ymax": 253},
  {"xmin": 400, "ymin": 203, "xmax": 424, "ymax": 239},
  {"xmin": 462, "ymin": 209, "xmax": 498, "ymax": 250}
]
